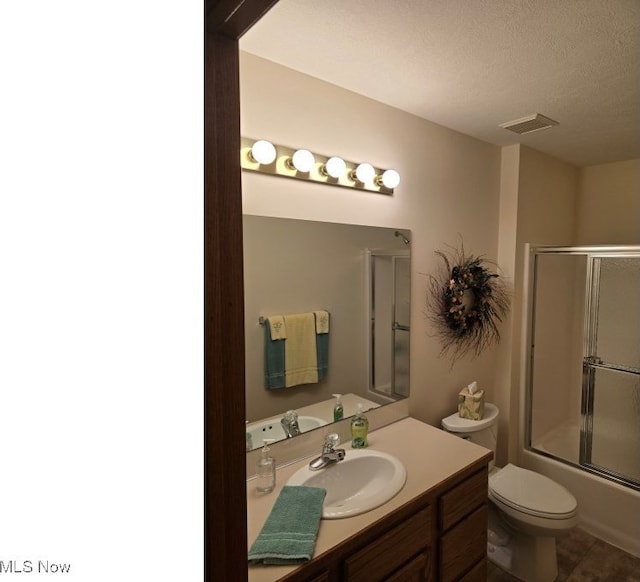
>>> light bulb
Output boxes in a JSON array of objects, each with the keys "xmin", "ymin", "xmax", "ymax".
[
  {"xmin": 290, "ymin": 149, "xmax": 315, "ymax": 173},
  {"xmin": 322, "ymin": 156, "xmax": 346, "ymax": 179},
  {"xmin": 353, "ymin": 163, "xmax": 375, "ymax": 184},
  {"xmin": 378, "ymin": 169, "xmax": 401, "ymax": 189},
  {"xmin": 250, "ymin": 140, "xmax": 276, "ymax": 165}
]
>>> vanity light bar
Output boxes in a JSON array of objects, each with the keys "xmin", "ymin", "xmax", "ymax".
[{"xmin": 240, "ymin": 137, "xmax": 400, "ymax": 195}]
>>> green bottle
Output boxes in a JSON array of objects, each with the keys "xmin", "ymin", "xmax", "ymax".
[
  {"xmin": 332, "ymin": 393, "xmax": 344, "ymax": 422},
  {"xmin": 350, "ymin": 403, "xmax": 369, "ymax": 448}
]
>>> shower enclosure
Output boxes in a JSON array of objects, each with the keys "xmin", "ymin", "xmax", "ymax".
[
  {"xmin": 367, "ymin": 249, "xmax": 410, "ymax": 401},
  {"xmin": 525, "ymin": 246, "xmax": 640, "ymax": 491}
]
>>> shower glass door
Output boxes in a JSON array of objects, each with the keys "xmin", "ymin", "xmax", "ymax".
[
  {"xmin": 392, "ymin": 256, "xmax": 410, "ymax": 398},
  {"xmin": 368, "ymin": 250, "xmax": 410, "ymax": 400},
  {"xmin": 527, "ymin": 247, "xmax": 640, "ymax": 490},
  {"xmin": 581, "ymin": 256, "xmax": 640, "ymax": 485}
]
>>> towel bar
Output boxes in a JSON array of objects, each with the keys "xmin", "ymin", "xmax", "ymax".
[{"xmin": 258, "ymin": 311, "xmax": 330, "ymax": 325}]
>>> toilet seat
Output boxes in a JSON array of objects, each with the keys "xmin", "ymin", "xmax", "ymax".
[{"xmin": 489, "ymin": 464, "xmax": 577, "ymax": 520}]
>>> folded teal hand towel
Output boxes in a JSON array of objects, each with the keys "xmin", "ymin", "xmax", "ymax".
[
  {"xmin": 264, "ymin": 320, "xmax": 285, "ymax": 389},
  {"xmin": 248, "ymin": 486, "xmax": 326, "ymax": 565},
  {"xmin": 316, "ymin": 331, "xmax": 329, "ymax": 381}
]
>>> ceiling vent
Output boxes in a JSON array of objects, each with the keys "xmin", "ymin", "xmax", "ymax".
[{"xmin": 499, "ymin": 113, "xmax": 559, "ymax": 135}]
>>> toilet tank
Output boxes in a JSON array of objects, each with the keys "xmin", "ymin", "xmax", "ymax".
[{"xmin": 441, "ymin": 403, "xmax": 499, "ymax": 466}]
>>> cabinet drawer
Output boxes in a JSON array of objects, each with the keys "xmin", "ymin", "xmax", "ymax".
[
  {"xmin": 440, "ymin": 504, "xmax": 487, "ymax": 582},
  {"xmin": 439, "ymin": 468, "xmax": 487, "ymax": 531},
  {"xmin": 344, "ymin": 506, "xmax": 433, "ymax": 582}
]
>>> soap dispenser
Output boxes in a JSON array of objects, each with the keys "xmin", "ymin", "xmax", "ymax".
[
  {"xmin": 256, "ymin": 439, "xmax": 276, "ymax": 493},
  {"xmin": 332, "ymin": 393, "xmax": 344, "ymax": 422},
  {"xmin": 350, "ymin": 403, "xmax": 369, "ymax": 448}
]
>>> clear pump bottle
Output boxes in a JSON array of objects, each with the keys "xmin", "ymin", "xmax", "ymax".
[
  {"xmin": 245, "ymin": 421, "xmax": 253, "ymax": 452},
  {"xmin": 256, "ymin": 439, "xmax": 276, "ymax": 493}
]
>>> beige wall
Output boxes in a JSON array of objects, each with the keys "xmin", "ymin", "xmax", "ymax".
[
  {"xmin": 498, "ymin": 146, "xmax": 580, "ymax": 463},
  {"xmin": 240, "ymin": 52, "xmax": 503, "ymax": 430},
  {"xmin": 576, "ymin": 159, "xmax": 640, "ymax": 245},
  {"xmin": 494, "ymin": 145, "xmax": 520, "ymax": 464}
]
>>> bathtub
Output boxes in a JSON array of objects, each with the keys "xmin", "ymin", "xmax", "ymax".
[{"xmin": 521, "ymin": 430, "xmax": 640, "ymax": 557}]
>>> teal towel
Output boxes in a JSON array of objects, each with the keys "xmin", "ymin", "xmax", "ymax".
[
  {"xmin": 315, "ymin": 312, "xmax": 329, "ymax": 381},
  {"xmin": 264, "ymin": 320, "xmax": 285, "ymax": 389},
  {"xmin": 316, "ymin": 332, "xmax": 329, "ymax": 380},
  {"xmin": 248, "ymin": 486, "xmax": 326, "ymax": 565}
]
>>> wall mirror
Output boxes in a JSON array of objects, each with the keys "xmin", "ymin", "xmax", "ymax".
[{"xmin": 243, "ymin": 215, "xmax": 411, "ymax": 450}]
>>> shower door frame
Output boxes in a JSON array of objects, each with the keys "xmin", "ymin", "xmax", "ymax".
[
  {"xmin": 524, "ymin": 245, "xmax": 640, "ymax": 491},
  {"xmin": 366, "ymin": 249, "xmax": 411, "ymax": 402}
]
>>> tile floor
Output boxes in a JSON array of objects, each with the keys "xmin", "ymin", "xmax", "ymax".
[{"xmin": 487, "ymin": 527, "xmax": 640, "ymax": 581}]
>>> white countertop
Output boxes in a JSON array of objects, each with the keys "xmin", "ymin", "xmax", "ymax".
[{"xmin": 247, "ymin": 416, "xmax": 492, "ymax": 582}]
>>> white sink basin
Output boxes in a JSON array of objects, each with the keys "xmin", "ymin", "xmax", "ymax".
[
  {"xmin": 286, "ymin": 449, "xmax": 407, "ymax": 519},
  {"xmin": 246, "ymin": 416, "xmax": 327, "ymax": 448}
]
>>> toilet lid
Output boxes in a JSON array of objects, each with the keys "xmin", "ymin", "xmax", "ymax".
[
  {"xmin": 489, "ymin": 464, "xmax": 577, "ymax": 518},
  {"xmin": 441, "ymin": 403, "xmax": 499, "ymax": 433}
]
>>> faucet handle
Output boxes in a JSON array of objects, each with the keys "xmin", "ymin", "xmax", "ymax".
[
  {"xmin": 283, "ymin": 410, "xmax": 298, "ymax": 422},
  {"xmin": 324, "ymin": 432, "xmax": 340, "ymax": 450}
]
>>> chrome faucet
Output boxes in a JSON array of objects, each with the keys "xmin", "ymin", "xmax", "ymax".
[
  {"xmin": 309, "ymin": 433, "xmax": 346, "ymax": 471},
  {"xmin": 281, "ymin": 410, "xmax": 301, "ymax": 438}
]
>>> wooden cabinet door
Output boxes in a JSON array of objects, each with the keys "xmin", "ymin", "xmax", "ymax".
[
  {"xmin": 439, "ymin": 469, "xmax": 488, "ymax": 531},
  {"xmin": 344, "ymin": 506, "xmax": 432, "ymax": 582},
  {"xmin": 458, "ymin": 559, "xmax": 486, "ymax": 582},
  {"xmin": 386, "ymin": 551, "xmax": 432, "ymax": 582},
  {"xmin": 440, "ymin": 505, "xmax": 488, "ymax": 582}
]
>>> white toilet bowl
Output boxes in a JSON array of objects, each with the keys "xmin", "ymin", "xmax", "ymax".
[
  {"xmin": 488, "ymin": 463, "xmax": 578, "ymax": 581},
  {"xmin": 441, "ymin": 404, "xmax": 578, "ymax": 582}
]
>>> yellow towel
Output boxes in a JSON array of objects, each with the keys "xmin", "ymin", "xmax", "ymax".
[{"xmin": 283, "ymin": 313, "xmax": 318, "ymax": 387}]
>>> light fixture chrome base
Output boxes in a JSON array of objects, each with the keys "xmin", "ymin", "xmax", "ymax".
[{"xmin": 240, "ymin": 137, "xmax": 397, "ymax": 195}]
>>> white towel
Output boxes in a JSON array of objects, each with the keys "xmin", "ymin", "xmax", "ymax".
[
  {"xmin": 313, "ymin": 310, "xmax": 330, "ymax": 334},
  {"xmin": 267, "ymin": 315, "xmax": 287, "ymax": 340},
  {"xmin": 283, "ymin": 313, "xmax": 318, "ymax": 387}
]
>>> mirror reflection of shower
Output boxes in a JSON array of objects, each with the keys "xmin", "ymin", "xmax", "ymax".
[
  {"xmin": 525, "ymin": 245, "xmax": 640, "ymax": 490},
  {"xmin": 367, "ymin": 247, "xmax": 411, "ymax": 401},
  {"xmin": 395, "ymin": 230, "xmax": 410, "ymax": 245}
]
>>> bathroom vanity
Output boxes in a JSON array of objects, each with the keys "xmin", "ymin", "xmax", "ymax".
[{"xmin": 247, "ymin": 418, "xmax": 492, "ymax": 582}]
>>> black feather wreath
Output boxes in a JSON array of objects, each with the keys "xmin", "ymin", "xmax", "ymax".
[{"xmin": 426, "ymin": 242, "xmax": 510, "ymax": 365}]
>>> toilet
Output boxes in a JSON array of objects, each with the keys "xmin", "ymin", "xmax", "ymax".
[{"xmin": 442, "ymin": 403, "xmax": 578, "ymax": 582}]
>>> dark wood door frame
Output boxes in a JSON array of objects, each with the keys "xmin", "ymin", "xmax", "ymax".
[{"xmin": 205, "ymin": 2, "xmax": 279, "ymax": 581}]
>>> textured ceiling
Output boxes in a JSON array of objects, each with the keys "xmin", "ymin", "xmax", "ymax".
[{"xmin": 240, "ymin": 0, "xmax": 640, "ymax": 167}]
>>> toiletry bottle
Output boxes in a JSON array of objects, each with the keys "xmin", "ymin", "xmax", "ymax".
[
  {"xmin": 332, "ymin": 393, "xmax": 344, "ymax": 422},
  {"xmin": 256, "ymin": 439, "xmax": 276, "ymax": 493},
  {"xmin": 350, "ymin": 404, "xmax": 369, "ymax": 448},
  {"xmin": 245, "ymin": 421, "xmax": 253, "ymax": 452}
]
